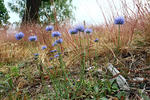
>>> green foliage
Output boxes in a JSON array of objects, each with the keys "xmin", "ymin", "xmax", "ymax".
[
  {"xmin": 0, "ymin": 66, "xmax": 19, "ymax": 98},
  {"xmin": 0, "ymin": 0, "xmax": 9, "ymax": 25},
  {"xmin": 40, "ymin": 0, "xmax": 74, "ymax": 24},
  {"xmin": 8, "ymin": 0, "xmax": 25, "ymax": 18},
  {"xmin": 8, "ymin": 0, "xmax": 74, "ymax": 24}
]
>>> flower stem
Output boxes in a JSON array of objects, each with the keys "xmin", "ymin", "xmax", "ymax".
[{"xmin": 117, "ymin": 25, "xmax": 121, "ymax": 50}]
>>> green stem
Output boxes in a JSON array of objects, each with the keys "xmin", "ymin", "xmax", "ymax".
[
  {"xmin": 80, "ymin": 33, "xmax": 86, "ymax": 85},
  {"xmin": 57, "ymin": 45, "xmax": 72, "ymax": 84},
  {"xmin": 117, "ymin": 25, "xmax": 121, "ymax": 50}
]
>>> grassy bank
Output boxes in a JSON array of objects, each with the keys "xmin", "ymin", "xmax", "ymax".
[{"xmin": 0, "ymin": 0, "xmax": 150, "ymax": 99}]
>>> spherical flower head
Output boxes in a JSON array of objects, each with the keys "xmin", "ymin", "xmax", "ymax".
[
  {"xmin": 94, "ymin": 38, "xmax": 99, "ymax": 42},
  {"xmin": 52, "ymin": 41, "xmax": 57, "ymax": 46},
  {"xmin": 114, "ymin": 16, "xmax": 125, "ymax": 25},
  {"xmin": 54, "ymin": 53, "xmax": 61, "ymax": 58},
  {"xmin": 84, "ymin": 28, "xmax": 92, "ymax": 34},
  {"xmin": 54, "ymin": 54, "xmax": 59, "ymax": 58},
  {"xmin": 28, "ymin": 35, "xmax": 37, "ymax": 41},
  {"xmin": 15, "ymin": 32, "xmax": 24, "ymax": 40},
  {"xmin": 46, "ymin": 25, "xmax": 54, "ymax": 31},
  {"xmin": 50, "ymin": 49, "xmax": 57, "ymax": 53},
  {"xmin": 56, "ymin": 38, "xmax": 63, "ymax": 44},
  {"xmin": 51, "ymin": 31, "xmax": 61, "ymax": 37},
  {"xmin": 69, "ymin": 29, "xmax": 78, "ymax": 35},
  {"xmin": 34, "ymin": 53, "xmax": 39, "ymax": 56},
  {"xmin": 75, "ymin": 25, "xmax": 84, "ymax": 32},
  {"xmin": 49, "ymin": 57, "xmax": 53, "ymax": 60},
  {"xmin": 41, "ymin": 45, "xmax": 47, "ymax": 50}
]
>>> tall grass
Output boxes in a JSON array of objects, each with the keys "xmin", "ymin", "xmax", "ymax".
[{"xmin": 0, "ymin": 0, "xmax": 149, "ymax": 65}]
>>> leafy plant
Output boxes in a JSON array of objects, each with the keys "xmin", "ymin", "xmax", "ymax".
[
  {"xmin": 0, "ymin": 0, "xmax": 9, "ymax": 25},
  {"xmin": 8, "ymin": 0, "xmax": 74, "ymax": 24}
]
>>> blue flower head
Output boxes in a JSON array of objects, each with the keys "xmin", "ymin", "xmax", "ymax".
[
  {"xmin": 51, "ymin": 31, "xmax": 61, "ymax": 37},
  {"xmin": 41, "ymin": 45, "xmax": 47, "ymax": 50},
  {"xmin": 49, "ymin": 57, "xmax": 53, "ymax": 60},
  {"xmin": 54, "ymin": 53, "xmax": 61, "ymax": 58},
  {"xmin": 46, "ymin": 25, "xmax": 54, "ymax": 31},
  {"xmin": 34, "ymin": 53, "xmax": 39, "ymax": 56},
  {"xmin": 50, "ymin": 49, "xmax": 57, "ymax": 53},
  {"xmin": 114, "ymin": 16, "xmax": 125, "ymax": 25},
  {"xmin": 15, "ymin": 32, "xmax": 24, "ymax": 40},
  {"xmin": 69, "ymin": 29, "xmax": 78, "ymax": 35},
  {"xmin": 84, "ymin": 28, "xmax": 92, "ymax": 34},
  {"xmin": 94, "ymin": 38, "xmax": 99, "ymax": 42},
  {"xmin": 56, "ymin": 38, "xmax": 63, "ymax": 44},
  {"xmin": 28, "ymin": 35, "xmax": 37, "ymax": 41},
  {"xmin": 52, "ymin": 41, "xmax": 57, "ymax": 46},
  {"xmin": 54, "ymin": 54, "xmax": 59, "ymax": 58},
  {"xmin": 75, "ymin": 25, "xmax": 84, "ymax": 32}
]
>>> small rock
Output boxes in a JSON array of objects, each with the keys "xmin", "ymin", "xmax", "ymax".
[
  {"xmin": 133, "ymin": 77, "xmax": 144, "ymax": 81},
  {"xmin": 86, "ymin": 66, "xmax": 95, "ymax": 71},
  {"xmin": 107, "ymin": 63, "xmax": 130, "ymax": 91}
]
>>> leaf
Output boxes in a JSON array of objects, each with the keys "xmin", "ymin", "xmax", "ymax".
[
  {"xmin": 100, "ymin": 97, "xmax": 108, "ymax": 100},
  {"xmin": 94, "ymin": 85, "xmax": 99, "ymax": 93}
]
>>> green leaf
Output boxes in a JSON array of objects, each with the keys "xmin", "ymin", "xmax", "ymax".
[{"xmin": 94, "ymin": 85, "xmax": 99, "ymax": 93}]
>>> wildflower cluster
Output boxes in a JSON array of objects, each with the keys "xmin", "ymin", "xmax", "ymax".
[
  {"xmin": 43, "ymin": 25, "xmax": 64, "ymax": 60},
  {"xmin": 14, "ymin": 16, "xmax": 125, "ymax": 61},
  {"xmin": 69, "ymin": 25, "xmax": 93, "ymax": 35},
  {"xmin": 12, "ymin": 17, "xmax": 127, "ymax": 99},
  {"xmin": 15, "ymin": 32, "xmax": 38, "ymax": 42}
]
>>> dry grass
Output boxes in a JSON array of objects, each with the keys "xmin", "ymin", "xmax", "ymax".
[
  {"xmin": 0, "ymin": 0, "xmax": 150, "ymax": 67},
  {"xmin": 1, "ymin": 1, "xmax": 150, "ymax": 99},
  {"xmin": 0, "ymin": 24, "xmax": 53, "ymax": 64}
]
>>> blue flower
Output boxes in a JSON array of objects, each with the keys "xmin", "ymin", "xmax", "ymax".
[
  {"xmin": 52, "ymin": 42, "xmax": 57, "ymax": 46},
  {"xmin": 46, "ymin": 25, "xmax": 54, "ymax": 31},
  {"xmin": 54, "ymin": 54, "xmax": 59, "ymax": 58},
  {"xmin": 51, "ymin": 31, "xmax": 61, "ymax": 37},
  {"xmin": 15, "ymin": 32, "xmax": 24, "ymax": 40},
  {"xmin": 94, "ymin": 38, "xmax": 99, "ymax": 42},
  {"xmin": 75, "ymin": 25, "xmax": 84, "ymax": 32},
  {"xmin": 114, "ymin": 16, "xmax": 125, "ymax": 25},
  {"xmin": 84, "ymin": 28, "xmax": 92, "ymax": 34},
  {"xmin": 41, "ymin": 45, "xmax": 47, "ymax": 50},
  {"xmin": 56, "ymin": 38, "xmax": 63, "ymax": 44},
  {"xmin": 50, "ymin": 49, "xmax": 57, "ymax": 53},
  {"xmin": 69, "ymin": 29, "xmax": 78, "ymax": 34},
  {"xmin": 58, "ymin": 52, "xmax": 61, "ymax": 55},
  {"xmin": 34, "ymin": 53, "xmax": 39, "ymax": 56},
  {"xmin": 28, "ymin": 35, "xmax": 37, "ymax": 41},
  {"xmin": 49, "ymin": 57, "xmax": 53, "ymax": 60}
]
